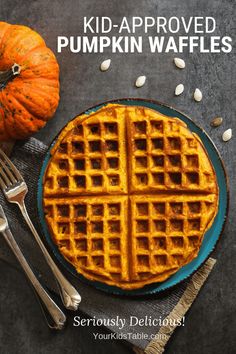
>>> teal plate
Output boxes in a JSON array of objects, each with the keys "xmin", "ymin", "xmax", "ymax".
[{"xmin": 37, "ymin": 98, "xmax": 229, "ymax": 296}]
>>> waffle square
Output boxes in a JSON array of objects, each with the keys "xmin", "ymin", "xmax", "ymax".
[
  {"xmin": 129, "ymin": 194, "xmax": 216, "ymax": 284},
  {"xmin": 44, "ymin": 105, "xmax": 127, "ymax": 196},
  {"xmin": 44, "ymin": 195, "xmax": 129, "ymax": 283},
  {"xmin": 126, "ymin": 106, "xmax": 217, "ymax": 193}
]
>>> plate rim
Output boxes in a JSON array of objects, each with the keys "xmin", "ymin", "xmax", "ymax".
[{"xmin": 37, "ymin": 97, "xmax": 229, "ymax": 297}]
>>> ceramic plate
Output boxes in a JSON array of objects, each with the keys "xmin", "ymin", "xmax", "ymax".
[{"xmin": 37, "ymin": 98, "xmax": 229, "ymax": 296}]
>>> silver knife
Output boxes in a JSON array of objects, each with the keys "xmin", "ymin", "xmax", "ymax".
[{"xmin": 0, "ymin": 205, "xmax": 66, "ymax": 329}]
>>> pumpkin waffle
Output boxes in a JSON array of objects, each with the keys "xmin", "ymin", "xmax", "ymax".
[{"xmin": 43, "ymin": 104, "xmax": 219, "ymax": 290}]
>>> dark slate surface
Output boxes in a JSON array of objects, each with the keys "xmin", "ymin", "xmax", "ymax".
[{"xmin": 0, "ymin": 0, "xmax": 235, "ymax": 353}]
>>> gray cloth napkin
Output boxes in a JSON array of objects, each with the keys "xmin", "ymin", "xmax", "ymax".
[{"xmin": 0, "ymin": 138, "xmax": 216, "ymax": 354}]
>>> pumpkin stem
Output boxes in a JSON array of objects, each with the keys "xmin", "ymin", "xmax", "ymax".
[{"xmin": 0, "ymin": 63, "xmax": 21, "ymax": 89}]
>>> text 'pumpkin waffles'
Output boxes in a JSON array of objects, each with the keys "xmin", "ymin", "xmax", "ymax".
[{"xmin": 43, "ymin": 104, "xmax": 219, "ymax": 290}]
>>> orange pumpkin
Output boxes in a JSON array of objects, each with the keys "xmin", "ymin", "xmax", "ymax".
[{"xmin": 0, "ymin": 22, "xmax": 59, "ymax": 140}]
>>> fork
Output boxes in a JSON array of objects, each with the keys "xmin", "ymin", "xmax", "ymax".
[
  {"xmin": 0, "ymin": 204, "xmax": 66, "ymax": 329},
  {"xmin": 0, "ymin": 148, "xmax": 81, "ymax": 310}
]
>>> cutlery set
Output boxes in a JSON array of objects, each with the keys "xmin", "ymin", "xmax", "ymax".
[{"xmin": 0, "ymin": 148, "xmax": 81, "ymax": 329}]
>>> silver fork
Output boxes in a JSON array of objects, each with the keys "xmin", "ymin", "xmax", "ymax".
[
  {"xmin": 0, "ymin": 205, "xmax": 66, "ymax": 329},
  {"xmin": 0, "ymin": 148, "xmax": 81, "ymax": 310}
]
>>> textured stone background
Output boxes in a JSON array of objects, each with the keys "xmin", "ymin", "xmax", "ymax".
[{"xmin": 0, "ymin": 0, "xmax": 235, "ymax": 353}]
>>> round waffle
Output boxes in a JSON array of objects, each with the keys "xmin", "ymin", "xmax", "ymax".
[{"xmin": 42, "ymin": 104, "xmax": 219, "ymax": 290}]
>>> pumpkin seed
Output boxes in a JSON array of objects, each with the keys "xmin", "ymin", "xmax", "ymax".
[
  {"xmin": 210, "ymin": 117, "xmax": 223, "ymax": 127},
  {"xmin": 174, "ymin": 58, "xmax": 185, "ymax": 69},
  {"xmin": 222, "ymin": 128, "xmax": 232, "ymax": 142},
  {"xmin": 100, "ymin": 59, "xmax": 111, "ymax": 71},
  {"xmin": 135, "ymin": 76, "xmax": 146, "ymax": 88},
  {"xmin": 194, "ymin": 88, "xmax": 202, "ymax": 102},
  {"xmin": 175, "ymin": 84, "xmax": 184, "ymax": 96}
]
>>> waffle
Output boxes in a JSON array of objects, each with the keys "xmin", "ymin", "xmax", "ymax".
[{"xmin": 43, "ymin": 104, "xmax": 219, "ymax": 290}]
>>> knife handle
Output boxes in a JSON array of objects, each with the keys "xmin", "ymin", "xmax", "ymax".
[{"xmin": 2, "ymin": 228, "xmax": 66, "ymax": 329}]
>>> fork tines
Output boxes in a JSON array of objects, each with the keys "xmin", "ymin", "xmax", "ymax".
[{"xmin": 0, "ymin": 148, "xmax": 24, "ymax": 189}]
